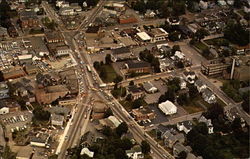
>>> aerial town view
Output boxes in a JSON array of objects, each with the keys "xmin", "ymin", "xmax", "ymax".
[{"xmin": 0, "ymin": 0, "xmax": 249, "ymax": 159}]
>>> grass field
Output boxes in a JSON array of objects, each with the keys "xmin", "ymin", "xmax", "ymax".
[
  {"xmin": 101, "ymin": 64, "xmax": 118, "ymax": 83},
  {"xmin": 193, "ymin": 42, "xmax": 208, "ymax": 51}
]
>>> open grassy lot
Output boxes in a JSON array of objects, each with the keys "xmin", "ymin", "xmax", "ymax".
[
  {"xmin": 193, "ymin": 41, "xmax": 208, "ymax": 51},
  {"xmin": 100, "ymin": 64, "xmax": 118, "ymax": 83}
]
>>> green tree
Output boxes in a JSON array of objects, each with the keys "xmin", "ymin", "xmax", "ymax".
[
  {"xmin": 177, "ymin": 151, "xmax": 187, "ymax": 159},
  {"xmin": 187, "ymin": 84, "xmax": 199, "ymax": 99},
  {"xmin": 129, "ymin": 81, "xmax": 134, "ymax": 86},
  {"xmin": 231, "ymin": 117, "xmax": 242, "ymax": 132},
  {"xmin": 116, "ymin": 122, "xmax": 128, "ymax": 137},
  {"xmin": 105, "ymin": 54, "xmax": 112, "ymax": 65},
  {"xmin": 132, "ymin": 98, "xmax": 144, "ymax": 109},
  {"xmin": 99, "ymin": 68, "xmax": 107, "ymax": 80},
  {"xmin": 2, "ymin": 146, "xmax": 16, "ymax": 159},
  {"xmin": 0, "ymin": 71, "xmax": 4, "ymax": 82},
  {"xmin": 141, "ymin": 140, "xmax": 151, "ymax": 154},
  {"xmin": 102, "ymin": 126, "xmax": 113, "ymax": 137},
  {"xmin": 104, "ymin": 108, "xmax": 113, "ymax": 118},
  {"xmin": 93, "ymin": 61, "xmax": 101, "ymax": 70},
  {"xmin": 32, "ymin": 107, "xmax": 51, "ymax": 121},
  {"xmin": 177, "ymin": 93, "xmax": 189, "ymax": 105},
  {"xmin": 113, "ymin": 75, "xmax": 123, "ymax": 84},
  {"xmin": 205, "ymin": 103, "xmax": 224, "ymax": 121},
  {"xmin": 169, "ymin": 31, "xmax": 180, "ymax": 41},
  {"xmin": 172, "ymin": 45, "xmax": 181, "ymax": 54},
  {"xmin": 194, "ymin": 28, "xmax": 209, "ymax": 41},
  {"xmin": 120, "ymin": 138, "xmax": 133, "ymax": 150}
]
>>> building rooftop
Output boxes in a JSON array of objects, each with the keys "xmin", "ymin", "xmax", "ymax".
[
  {"xmin": 86, "ymin": 26, "xmax": 100, "ymax": 33},
  {"xmin": 112, "ymin": 47, "xmax": 131, "ymax": 55},
  {"xmin": 126, "ymin": 60, "xmax": 151, "ymax": 69},
  {"xmin": 51, "ymin": 113, "xmax": 64, "ymax": 122},
  {"xmin": 45, "ymin": 85, "xmax": 69, "ymax": 93}
]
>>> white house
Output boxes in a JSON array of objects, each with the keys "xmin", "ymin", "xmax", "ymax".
[
  {"xmin": 179, "ymin": 78, "xmax": 187, "ymax": 90},
  {"xmin": 171, "ymin": 51, "xmax": 185, "ymax": 61},
  {"xmin": 0, "ymin": 106, "xmax": 9, "ymax": 115},
  {"xmin": 177, "ymin": 120, "xmax": 193, "ymax": 134},
  {"xmin": 195, "ymin": 79, "xmax": 207, "ymax": 93},
  {"xmin": 199, "ymin": 0, "xmax": 208, "ymax": 9},
  {"xmin": 143, "ymin": 82, "xmax": 158, "ymax": 93},
  {"xmin": 80, "ymin": 148, "xmax": 94, "ymax": 158},
  {"xmin": 126, "ymin": 145, "xmax": 144, "ymax": 159},
  {"xmin": 202, "ymin": 88, "xmax": 216, "ymax": 104},
  {"xmin": 158, "ymin": 100, "xmax": 177, "ymax": 115},
  {"xmin": 183, "ymin": 71, "xmax": 196, "ymax": 84},
  {"xmin": 199, "ymin": 116, "xmax": 214, "ymax": 134}
]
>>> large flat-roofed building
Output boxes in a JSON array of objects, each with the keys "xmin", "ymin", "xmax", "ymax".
[
  {"xmin": 111, "ymin": 47, "xmax": 132, "ymax": 61},
  {"xmin": 136, "ymin": 32, "xmax": 151, "ymax": 42},
  {"xmin": 149, "ymin": 28, "xmax": 168, "ymax": 43},
  {"xmin": 131, "ymin": 107, "xmax": 156, "ymax": 122},
  {"xmin": 201, "ymin": 58, "xmax": 231, "ymax": 76},
  {"xmin": 118, "ymin": 15, "xmax": 137, "ymax": 24},
  {"xmin": 45, "ymin": 31, "xmax": 64, "ymax": 44},
  {"xmin": 158, "ymin": 100, "xmax": 177, "ymax": 115},
  {"xmin": 124, "ymin": 60, "xmax": 151, "ymax": 74}
]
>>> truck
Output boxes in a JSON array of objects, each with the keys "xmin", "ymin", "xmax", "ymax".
[{"xmin": 99, "ymin": 83, "xmax": 107, "ymax": 88}]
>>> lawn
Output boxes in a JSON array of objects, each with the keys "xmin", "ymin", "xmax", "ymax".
[
  {"xmin": 193, "ymin": 41, "xmax": 208, "ymax": 51},
  {"xmin": 204, "ymin": 37, "xmax": 229, "ymax": 47},
  {"xmin": 100, "ymin": 64, "xmax": 118, "ymax": 83},
  {"xmin": 182, "ymin": 104, "xmax": 205, "ymax": 114}
]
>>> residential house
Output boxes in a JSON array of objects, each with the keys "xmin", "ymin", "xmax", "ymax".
[
  {"xmin": 195, "ymin": 79, "xmax": 207, "ymax": 93},
  {"xmin": 0, "ymin": 82, "xmax": 9, "ymax": 99},
  {"xmin": 183, "ymin": 71, "xmax": 196, "ymax": 84},
  {"xmin": 127, "ymin": 85, "xmax": 145, "ymax": 100},
  {"xmin": 124, "ymin": 60, "xmax": 151, "ymax": 75},
  {"xmin": 172, "ymin": 51, "xmax": 185, "ymax": 61},
  {"xmin": 126, "ymin": 145, "xmax": 144, "ymax": 159},
  {"xmin": 158, "ymin": 100, "xmax": 177, "ymax": 115},
  {"xmin": 202, "ymin": 88, "xmax": 216, "ymax": 104},
  {"xmin": 162, "ymin": 131, "xmax": 185, "ymax": 148},
  {"xmin": 30, "ymin": 133, "xmax": 50, "ymax": 148},
  {"xmin": 143, "ymin": 82, "xmax": 158, "ymax": 93},
  {"xmin": 167, "ymin": 17, "xmax": 180, "ymax": 26},
  {"xmin": 177, "ymin": 120, "xmax": 193, "ymax": 134},
  {"xmin": 111, "ymin": 47, "xmax": 133, "ymax": 62},
  {"xmin": 225, "ymin": 107, "xmax": 246, "ymax": 127},
  {"xmin": 131, "ymin": 107, "xmax": 156, "ymax": 122},
  {"xmin": 19, "ymin": 10, "xmax": 39, "ymax": 29},
  {"xmin": 179, "ymin": 78, "xmax": 187, "ymax": 90},
  {"xmin": 51, "ymin": 114, "xmax": 64, "ymax": 126},
  {"xmin": 199, "ymin": 116, "xmax": 214, "ymax": 134},
  {"xmin": 80, "ymin": 148, "xmax": 94, "ymax": 158},
  {"xmin": 173, "ymin": 142, "xmax": 192, "ymax": 157},
  {"xmin": 145, "ymin": 10, "xmax": 156, "ymax": 18},
  {"xmin": 148, "ymin": 28, "xmax": 168, "ymax": 43}
]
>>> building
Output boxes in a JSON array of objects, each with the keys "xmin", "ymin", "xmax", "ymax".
[
  {"xmin": 199, "ymin": 116, "xmax": 214, "ymax": 134},
  {"xmin": 51, "ymin": 114, "xmax": 64, "ymax": 126},
  {"xmin": 131, "ymin": 107, "xmax": 156, "ymax": 122},
  {"xmin": 85, "ymin": 26, "xmax": 100, "ymax": 38},
  {"xmin": 173, "ymin": 143, "xmax": 192, "ymax": 157},
  {"xmin": 80, "ymin": 148, "xmax": 94, "ymax": 158},
  {"xmin": 201, "ymin": 59, "xmax": 230, "ymax": 76},
  {"xmin": 55, "ymin": 45, "xmax": 71, "ymax": 57},
  {"xmin": 59, "ymin": 7, "xmax": 75, "ymax": 16},
  {"xmin": 119, "ymin": 15, "xmax": 137, "ymax": 24},
  {"xmin": 158, "ymin": 100, "xmax": 177, "ymax": 115},
  {"xmin": 136, "ymin": 32, "xmax": 151, "ymax": 42},
  {"xmin": 124, "ymin": 60, "xmax": 151, "ymax": 74},
  {"xmin": 162, "ymin": 131, "xmax": 185, "ymax": 148},
  {"xmin": 111, "ymin": 47, "xmax": 133, "ymax": 61},
  {"xmin": 127, "ymin": 85, "xmax": 145, "ymax": 100},
  {"xmin": 149, "ymin": 28, "xmax": 168, "ymax": 43},
  {"xmin": 19, "ymin": 10, "xmax": 39, "ymax": 29},
  {"xmin": 202, "ymin": 88, "xmax": 216, "ymax": 104},
  {"xmin": 3, "ymin": 67, "xmax": 26, "ymax": 80},
  {"xmin": 0, "ymin": 82, "xmax": 9, "ymax": 99},
  {"xmin": 143, "ymin": 82, "xmax": 158, "ymax": 93},
  {"xmin": 126, "ymin": 145, "xmax": 144, "ymax": 159},
  {"xmin": 0, "ymin": 27, "xmax": 8, "ymax": 40},
  {"xmin": 30, "ymin": 133, "xmax": 50, "ymax": 148},
  {"xmin": 45, "ymin": 31, "xmax": 64, "ymax": 44},
  {"xmin": 194, "ymin": 79, "xmax": 207, "ymax": 93},
  {"xmin": 35, "ymin": 85, "xmax": 70, "ymax": 104},
  {"xmin": 59, "ymin": 98, "xmax": 76, "ymax": 106},
  {"xmin": 183, "ymin": 71, "xmax": 196, "ymax": 84},
  {"xmin": 99, "ymin": 116, "xmax": 121, "ymax": 129},
  {"xmin": 177, "ymin": 120, "xmax": 193, "ymax": 134},
  {"xmin": 145, "ymin": 10, "xmax": 156, "ymax": 18},
  {"xmin": 81, "ymin": 131, "xmax": 95, "ymax": 147}
]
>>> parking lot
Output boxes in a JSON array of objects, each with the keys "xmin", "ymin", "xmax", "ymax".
[{"xmin": 0, "ymin": 111, "xmax": 33, "ymax": 132}]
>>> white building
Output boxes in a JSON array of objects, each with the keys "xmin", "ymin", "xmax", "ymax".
[
  {"xmin": 136, "ymin": 32, "xmax": 151, "ymax": 42},
  {"xmin": 183, "ymin": 71, "xmax": 196, "ymax": 84},
  {"xmin": 158, "ymin": 100, "xmax": 177, "ymax": 115},
  {"xmin": 199, "ymin": 116, "xmax": 214, "ymax": 134},
  {"xmin": 108, "ymin": 116, "xmax": 121, "ymax": 128},
  {"xmin": 177, "ymin": 120, "xmax": 193, "ymax": 134},
  {"xmin": 0, "ymin": 106, "xmax": 9, "ymax": 115},
  {"xmin": 202, "ymin": 88, "xmax": 216, "ymax": 104},
  {"xmin": 56, "ymin": 45, "xmax": 71, "ymax": 57},
  {"xmin": 195, "ymin": 79, "xmax": 207, "ymax": 93},
  {"xmin": 126, "ymin": 145, "xmax": 144, "ymax": 159},
  {"xmin": 80, "ymin": 148, "xmax": 94, "ymax": 158},
  {"xmin": 143, "ymin": 82, "xmax": 158, "ymax": 93}
]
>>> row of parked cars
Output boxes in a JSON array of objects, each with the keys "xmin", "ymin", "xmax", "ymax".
[{"xmin": 2, "ymin": 115, "xmax": 28, "ymax": 125}]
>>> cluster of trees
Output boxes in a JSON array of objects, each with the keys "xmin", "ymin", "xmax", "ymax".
[
  {"xmin": 132, "ymin": 0, "xmax": 186, "ymax": 17},
  {"xmin": 41, "ymin": 17, "xmax": 58, "ymax": 30},
  {"xmin": 224, "ymin": 20, "xmax": 249, "ymax": 46},
  {"xmin": 32, "ymin": 106, "xmax": 51, "ymax": 125},
  {"xmin": 158, "ymin": 77, "xmax": 180, "ymax": 103},
  {"xmin": 139, "ymin": 49, "xmax": 160, "ymax": 73},
  {"xmin": 187, "ymin": 104, "xmax": 249, "ymax": 159},
  {"xmin": 111, "ymin": 84, "xmax": 126, "ymax": 99},
  {"xmin": 221, "ymin": 80, "xmax": 242, "ymax": 102},
  {"xmin": 0, "ymin": 0, "xmax": 17, "ymax": 28},
  {"xmin": 68, "ymin": 122, "xmax": 151, "ymax": 159}
]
